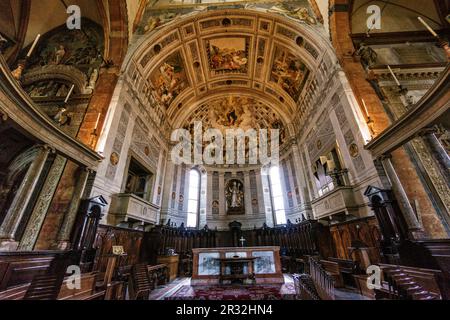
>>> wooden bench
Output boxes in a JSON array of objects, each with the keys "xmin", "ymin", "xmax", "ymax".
[
  {"xmin": 23, "ymin": 274, "xmax": 65, "ymax": 300},
  {"xmin": 320, "ymin": 260, "xmax": 344, "ymax": 288},
  {"xmin": 0, "ymin": 283, "xmax": 29, "ymax": 300},
  {"xmin": 0, "ymin": 272, "xmax": 116, "ymax": 300},
  {"xmin": 58, "ymin": 272, "xmax": 104, "ymax": 300},
  {"xmin": 378, "ymin": 264, "xmax": 442, "ymax": 300}
]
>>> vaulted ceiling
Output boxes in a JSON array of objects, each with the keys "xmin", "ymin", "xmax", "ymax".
[{"xmin": 124, "ymin": 5, "xmax": 333, "ymax": 138}]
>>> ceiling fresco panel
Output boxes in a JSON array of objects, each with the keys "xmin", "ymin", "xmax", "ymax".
[
  {"xmin": 149, "ymin": 50, "xmax": 190, "ymax": 109},
  {"xmin": 206, "ymin": 36, "xmax": 250, "ymax": 76},
  {"xmin": 270, "ymin": 45, "xmax": 310, "ymax": 102}
]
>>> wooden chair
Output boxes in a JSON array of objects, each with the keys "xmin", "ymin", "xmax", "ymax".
[{"xmin": 128, "ymin": 264, "xmax": 151, "ymax": 300}]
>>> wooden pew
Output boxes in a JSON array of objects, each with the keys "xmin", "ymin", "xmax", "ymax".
[
  {"xmin": 0, "ymin": 283, "xmax": 29, "ymax": 300},
  {"xmin": 23, "ymin": 274, "xmax": 65, "ymax": 300},
  {"xmin": 328, "ymin": 257, "xmax": 359, "ymax": 287},
  {"xmin": 319, "ymin": 260, "xmax": 344, "ymax": 288},
  {"xmin": 58, "ymin": 272, "xmax": 104, "ymax": 300},
  {"xmin": 378, "ymin": 263, "xmax": 442, "ymax": 300},
  {"xmin": 0, "ymin": 272, "xmax": 119, "ymax": 300}
]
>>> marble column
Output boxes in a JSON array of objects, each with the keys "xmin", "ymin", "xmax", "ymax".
[
  {"xmin": 219, "ymin": 172, "xmax": 225, "ymax": 216},
  {"xmin": 381, "ymin": 156, "xmax": 425, "ymax": 238},
  {"xmin": 18, "ymin": 155, "xmax": 68, "ymax": 250},
  {"xmin": 0, "ymin": 145, "xmax": 51, "ymax": 251},
  {"xmin": 424, "ymin": 132, "xmax": 450, "ymax": 183},
  {"xmin": 53, "ymin": 168, "xmax": 90, "ymax": 250},
  {"xmin": 243, "ymin": 172, "xmax": 252, "ymax": 216},
  {"xmin": 206, "ymin": 171, "xmax": 213, "ymax": 218}
]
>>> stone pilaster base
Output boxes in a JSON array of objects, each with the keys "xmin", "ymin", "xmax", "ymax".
[
  {"xmin": 52, "ymin": 240, "xmax": 71, "ymax": 250},
  {"xmin": 0, "ymin": 239, "xmax": 19, "ymax": 251}
]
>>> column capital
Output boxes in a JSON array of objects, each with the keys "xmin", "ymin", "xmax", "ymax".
[
  {"xmin": 40, "ymin": 144, "xmax": 56, "ymax": 154},
  {"xmin": 379, "ymin": 154, "xmax": 392, "ymax": 161}
]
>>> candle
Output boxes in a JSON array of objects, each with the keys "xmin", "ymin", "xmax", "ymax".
[
  {"xmin": 387, "ymin": 65, "xmax": 401, "ymax": 86},
  {"xmin": 64, "ymin": 84, "xmax": 75, "ymax": 103},
  {"xmin": 418, "ymin": 17, "xmax": 438, "ymax": 38},
  {"xmin": 94, "ymin": 113, "xmax": 101, "ymax": 130},
  {"xmin": 26, "ymin": 34, "xmax": 41, "ymax": 57},
  {"xmin": 361, "ymin": 99, "xmax": 369, "ymax": 117}
]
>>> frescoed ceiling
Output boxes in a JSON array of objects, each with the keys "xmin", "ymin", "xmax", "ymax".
[
  {"xmin": 126, "ymin": 2, "xmax": 330, "ymax": 137},
  {"xmin": 182, "ymin": 95, "xmax": 286, "ymax": 138}
]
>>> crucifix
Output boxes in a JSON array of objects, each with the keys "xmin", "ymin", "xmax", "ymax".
[{"xmin": 239, "ymin": 236, "xmax": 246, "ymax": 247}]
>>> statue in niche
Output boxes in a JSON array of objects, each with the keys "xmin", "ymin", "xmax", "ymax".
[
  {"xmin": 356, "ymin": 43, "xmax": 378, "ymax": 69},
  {"xmin": 53, "ymin": 106, "xmax": 71, "ymax": 126},
  {"xmin": 226, "ymin": 179, "xmax": 245, "ymax": 215}
]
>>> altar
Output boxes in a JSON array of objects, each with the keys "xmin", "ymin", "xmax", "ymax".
[{"xmin": 191, "ymin": 246, "xmax": 284, "ymax": 285}]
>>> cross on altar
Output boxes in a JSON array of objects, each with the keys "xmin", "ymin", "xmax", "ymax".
[{"xmin": 239, "ymin": 236, "xmax": 246, "ymax": 247}]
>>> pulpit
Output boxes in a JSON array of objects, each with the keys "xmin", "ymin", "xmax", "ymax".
[{"xmin": 191, "ymin": 246, "xmax": 284, "ymax": 285}]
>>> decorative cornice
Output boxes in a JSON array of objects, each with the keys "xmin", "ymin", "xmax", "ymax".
[{"xmin": 365, "ymin": 66, "xmax": 450, "ymax": 157}]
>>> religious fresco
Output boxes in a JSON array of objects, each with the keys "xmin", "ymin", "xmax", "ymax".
[
  {"xmin": 206, "ymin": 37, "xmax": 249, "ymax": 74},
  {"xmin": 184, "ymin": 96, "xmax": 286, "ymax": 140},
  {"xmin": 24, "ymin": 19, "xmax": 104, "ymax": 82},
  {"xmin": 270, "ymin": 45, "xmax": 310, "ymax": 101},
  {"xmin": 136, "ymin": 0, "xmax": 319, "ymax": 36},
  {"xmin": 149, "ymin": 51, "xmax": 189, "ymax": 108},
  {"xmin": 247, "ymin": 1, "xmax": 318, "ymax": 25},
  {"xmin": 136, "ymin": 10, "xmax": 182, "ymax": 35},
  {"xmin": 252, "ymin": 251, "xmax": 276, "ymax": 274},
  {"xmin": 198, "ymin": 252, "xmax": 220, "ymax": 276}
]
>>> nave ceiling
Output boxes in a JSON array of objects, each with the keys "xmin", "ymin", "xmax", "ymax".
[{"xmin": 123, "ymin": 2, "xmax": 335, "ymax": 139}]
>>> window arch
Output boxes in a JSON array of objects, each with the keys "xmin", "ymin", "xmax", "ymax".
[
  {"xmin": 187, "ymin": 169, "xmax": 200, "ymax": 228},
  {"xmin": 269, "ymin": 166, "xmax": 287, "ymax": 225}
]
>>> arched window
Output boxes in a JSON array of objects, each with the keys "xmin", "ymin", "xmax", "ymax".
[
  {"xmin": 187, "ymin": 169, "xmax": 200, "ymax": 228},
  {"xmin": 269, "ymin": 166, "xmax": 286, "ymax": 225}
]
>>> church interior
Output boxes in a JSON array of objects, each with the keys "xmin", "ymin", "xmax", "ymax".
[{"xmin": 0, "ymin": 0, "xmax": 449, "ymax": 301}]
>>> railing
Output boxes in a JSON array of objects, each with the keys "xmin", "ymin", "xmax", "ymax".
[{"xmin": 309, "ymin": 257, "xmax": 335, "ymax": 300}]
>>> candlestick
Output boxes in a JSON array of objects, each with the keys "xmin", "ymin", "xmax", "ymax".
[
  {"xmin": 387, "ymin": 65, "xmax": 401, "ymax": 86},
  {"xmin": 361, "ymin": 99, "xmax": 369, "ymax": 117},
  {"xmin": 94, "ymin": 113, "xmax": 101, "ymax": 130},
  {"xmin": 418, "ymin": 17, "xmax": 438, "ymax": 38},
  {"xmin": 64, "ymin": 84, "xmax": 75, "ymax": 103},
  {"xmin": 26, "ymin": 34, "xmax": 41, "ymax": 57}
]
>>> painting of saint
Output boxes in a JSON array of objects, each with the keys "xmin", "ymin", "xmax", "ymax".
[
  {"xmin": 150, "ymin": 51, "xmax": 189, "ymax": 108},
  {"xmin": 270, "ymin": 46, "xmax": 309, "ymax": 101},
  {"xmin": 207, "ymin": 37, "xmax": 249, "ymax": 74}
]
